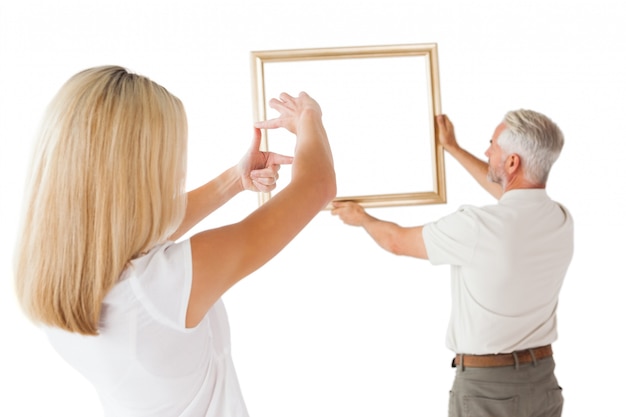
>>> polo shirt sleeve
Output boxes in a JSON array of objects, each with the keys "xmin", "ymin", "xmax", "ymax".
[{"xmin": 422, "ymin": 206, "xmax": 479, "ymax": 266}]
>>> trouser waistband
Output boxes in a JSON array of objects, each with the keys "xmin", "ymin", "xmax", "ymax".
[{"xmin": 452, "ymin": 345, "xmax": 553, "ymax": 369}]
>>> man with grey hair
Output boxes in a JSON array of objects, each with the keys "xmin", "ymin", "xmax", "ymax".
[{"xmin": 332, "ymin": 111, "xmax": 573, "ymax": 417}]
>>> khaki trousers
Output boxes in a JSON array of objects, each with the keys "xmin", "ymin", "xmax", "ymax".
[{"xmin": 449, "ymin": 357, "xmax": 563, "ymax": 417}]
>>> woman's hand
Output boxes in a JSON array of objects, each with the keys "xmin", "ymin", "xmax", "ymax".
[
  {"xmin": 254, "ymin": 92, "xmax": 322, "ymax": 134},
  {"xmin": 238, "ymin": 128, "xmax": 293, "ymax": 192}
]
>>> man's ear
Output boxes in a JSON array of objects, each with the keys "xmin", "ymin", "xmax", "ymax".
[{"xmin": 506, "ymin": 153, "xmax": 521, "ymax": 174}]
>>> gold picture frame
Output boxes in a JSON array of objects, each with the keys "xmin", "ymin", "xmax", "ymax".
[{"xmin": 251, "ymin": 43, "xmax": 446, "ymax": 209}]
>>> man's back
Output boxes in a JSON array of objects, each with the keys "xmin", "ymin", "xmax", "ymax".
[{"xmin": 423, "ymin": 189, "xmax": 574, "ymax": 354}]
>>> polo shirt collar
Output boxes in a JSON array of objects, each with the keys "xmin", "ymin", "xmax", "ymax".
[{"xmin": 499, "ymin": 188, "xmax": 548, "ymax": 204}]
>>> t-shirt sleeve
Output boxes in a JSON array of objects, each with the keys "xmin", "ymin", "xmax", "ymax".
[
  {"xmin": 128, "ymin": 240, "xmax": 193, "ymax": 329},
  {"xmin": 422, "ymin": 206, "xmax": 479, "ymax": 266}
]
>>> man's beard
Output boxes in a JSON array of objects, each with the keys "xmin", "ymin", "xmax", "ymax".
[{"xmin": 487, "ymin": 160, "xmax": 505, "ymax": 185}]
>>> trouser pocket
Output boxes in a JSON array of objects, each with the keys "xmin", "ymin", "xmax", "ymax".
[{"xmin": 449, "ymin": 390, "xmax": 520, "ymax": 417}]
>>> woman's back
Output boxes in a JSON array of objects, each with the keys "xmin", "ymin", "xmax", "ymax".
[
  {"xmin": 45, "ymin": 241, "xmax": 248, "ymax": 417},
  {"xmin": 15, "ymin": 67, "xmax": 335, "ymax": 416}
]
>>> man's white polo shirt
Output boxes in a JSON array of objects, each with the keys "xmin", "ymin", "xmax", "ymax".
[{"xmin": 423, "ymin": 189, "xmax": 574, "ymax": 355}]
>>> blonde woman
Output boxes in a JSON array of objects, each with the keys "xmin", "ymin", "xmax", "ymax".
[{"xmin": 14, "ymin": 66, "xmax": 336, "ymax": 417}]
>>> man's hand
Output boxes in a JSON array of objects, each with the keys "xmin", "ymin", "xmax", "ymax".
[
  {"xmin": 238, "ymin": 128, "xmax": 293, "ymax": 192},
  {"xmin": 331, "ymin": 201, "xmax": 369, "ymax": 227},
  {"xmin": 436, "ymin": 114, "xmax": 460, "ymax": 152}
]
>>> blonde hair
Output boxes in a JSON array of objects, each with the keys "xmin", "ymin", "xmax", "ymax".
[{"xmin": 14, "ymin": 66, "xmax": 188, "ymax": 335}]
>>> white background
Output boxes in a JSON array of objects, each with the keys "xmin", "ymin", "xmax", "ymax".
[
  {"xmin": 1, "ymin": 0, "xmax": 625, "ymax": 415},
  {"xmin": 261, "ymin": 55, "xmax": 434, "ymax": 198}
]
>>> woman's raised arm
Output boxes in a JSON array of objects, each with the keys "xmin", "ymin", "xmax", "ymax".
[{"xmin": 186, "ymin": 92, "xmax": 336, "ymax": 327}]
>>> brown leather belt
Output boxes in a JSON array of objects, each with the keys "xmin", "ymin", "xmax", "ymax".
[{"xmin": 453, "ymin": 345, "xmax": 553, "ymax": 368}]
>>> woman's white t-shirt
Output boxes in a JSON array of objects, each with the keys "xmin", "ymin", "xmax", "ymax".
[{"xmin": 45, "ymin": 240, "xmax": 249, "ymax": 417}]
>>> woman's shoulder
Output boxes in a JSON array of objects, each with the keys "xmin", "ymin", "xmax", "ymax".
[{"xmin": 106, "ymin": 239, "xmax": 193, "ymax": 328}]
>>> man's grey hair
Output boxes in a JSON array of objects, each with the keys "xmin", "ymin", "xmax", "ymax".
[{"xmin": 497, "ymin": 109, "xmax": 564, "ymax": 185}]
